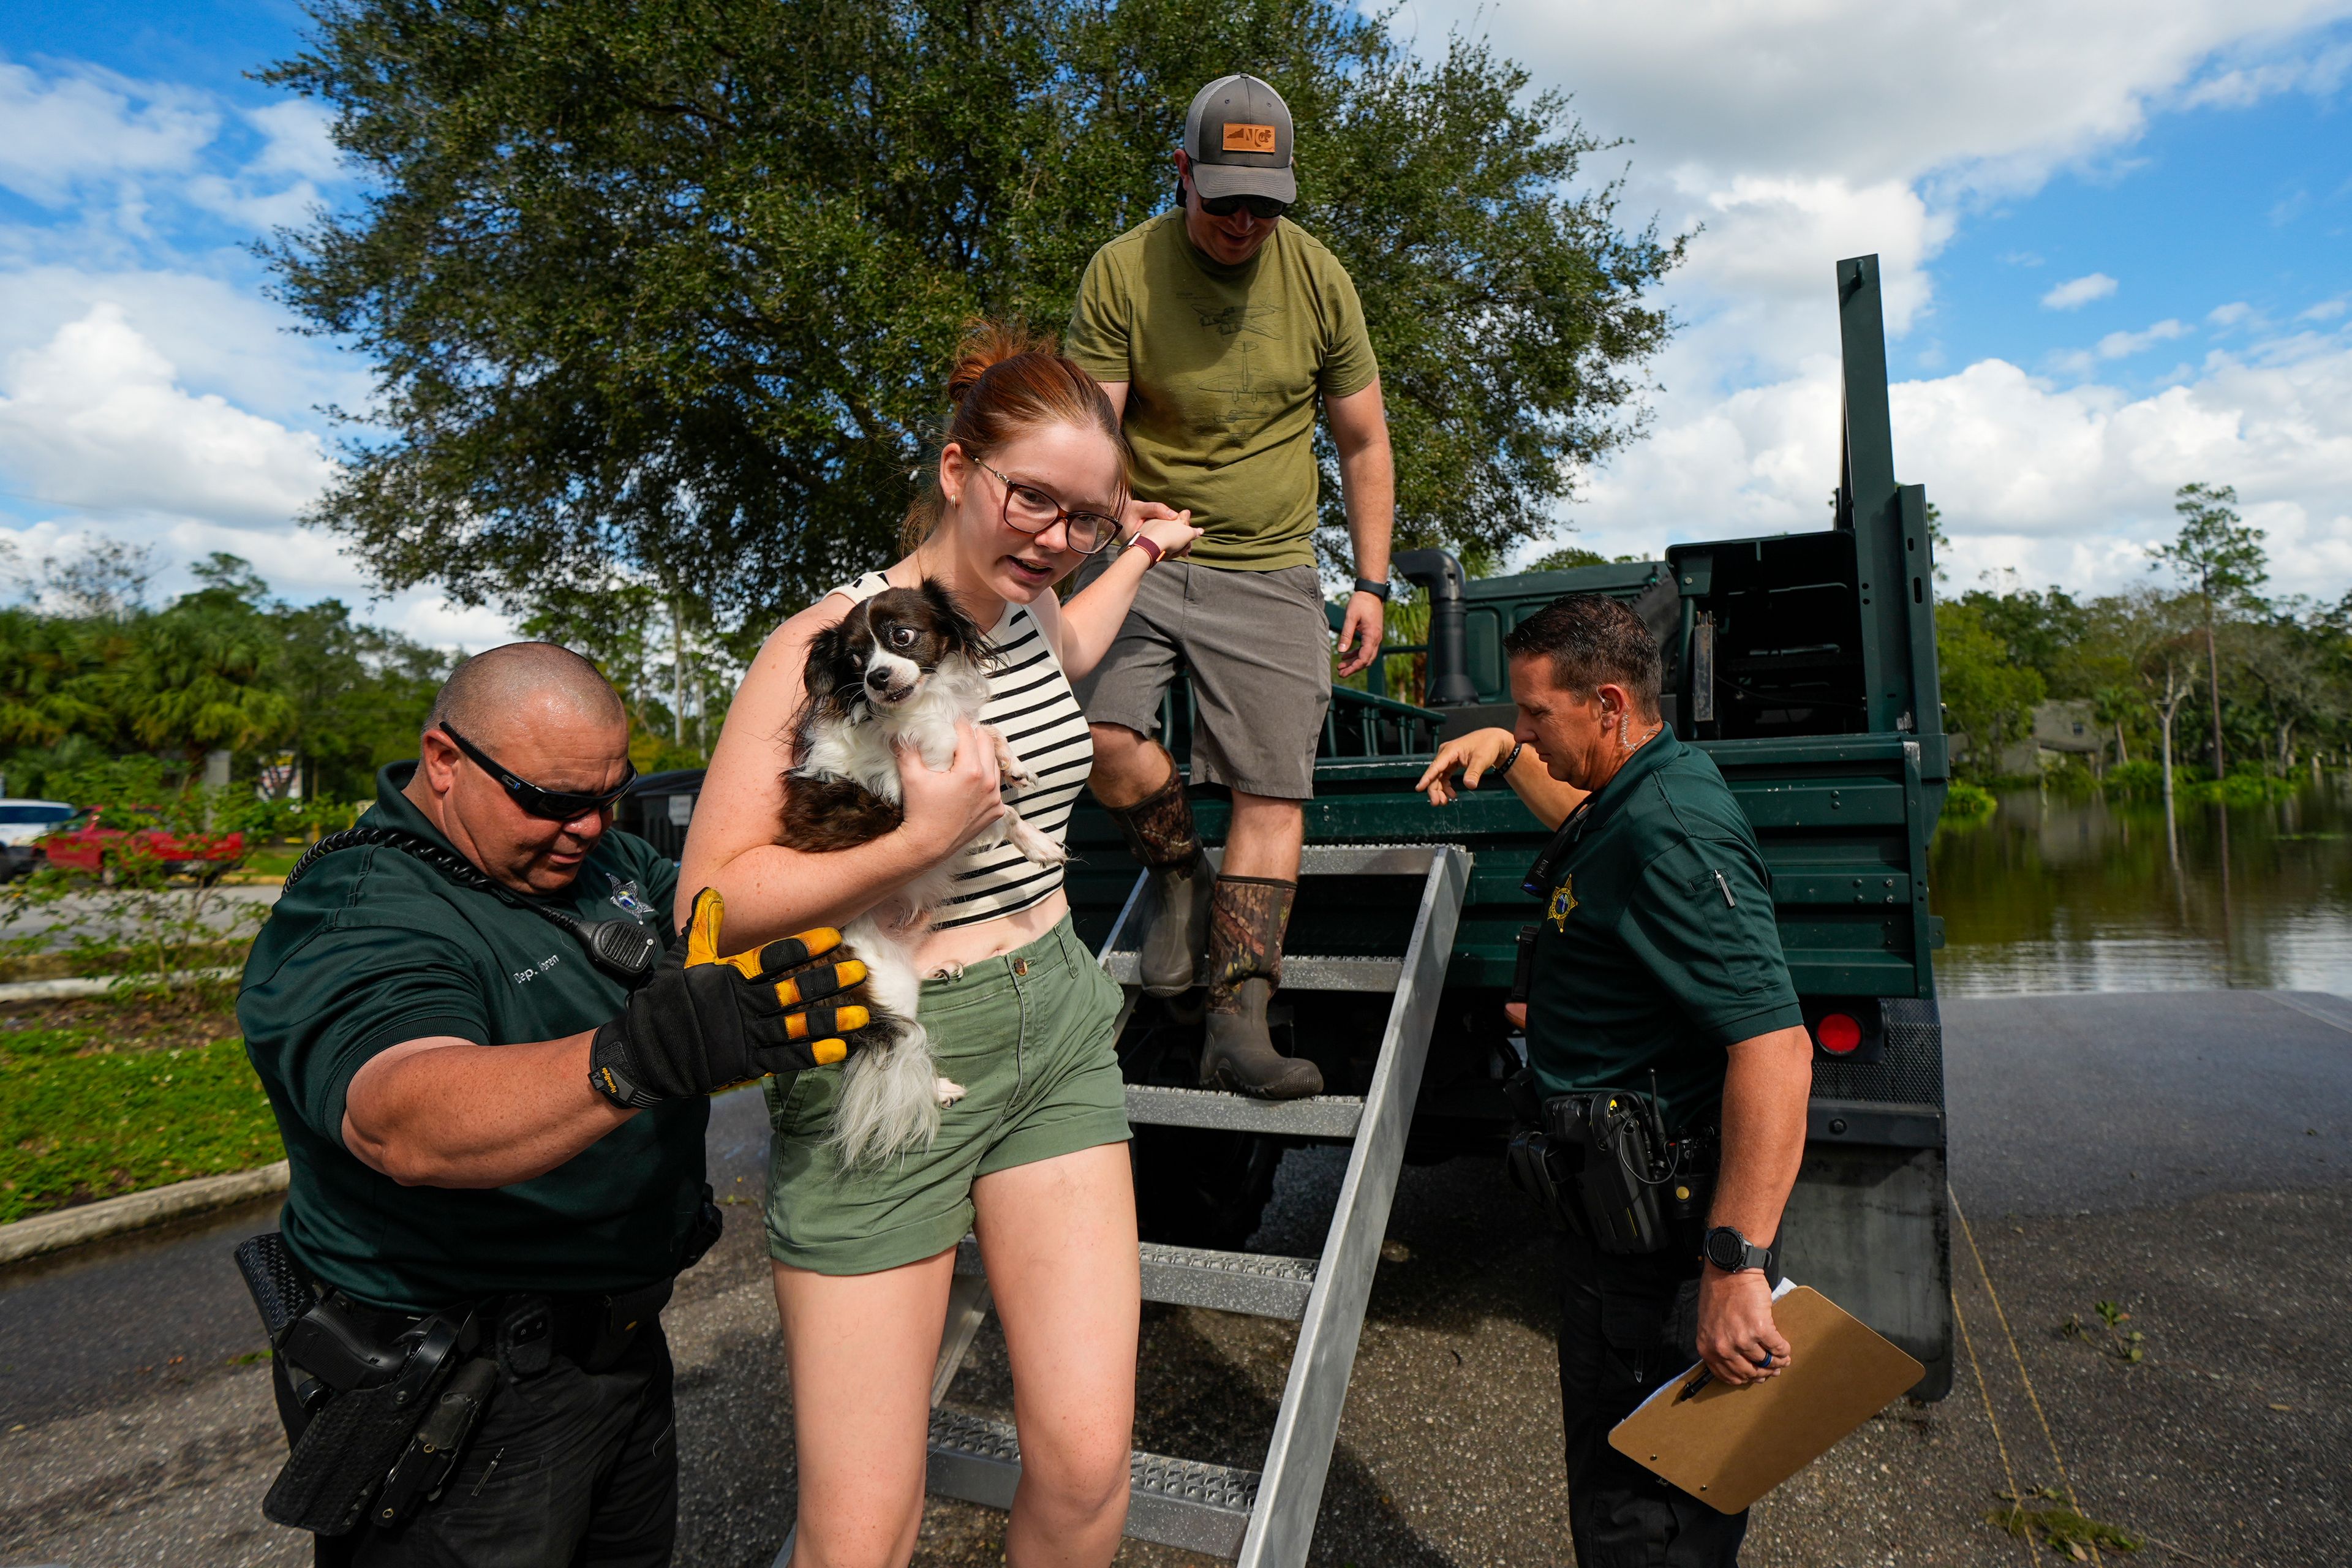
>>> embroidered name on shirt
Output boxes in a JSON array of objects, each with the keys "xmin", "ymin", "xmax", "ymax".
[{"xmin": 512, "ymin": 952, "xmax": 564, "ymax": 985}]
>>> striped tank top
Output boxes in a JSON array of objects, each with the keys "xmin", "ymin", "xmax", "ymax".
[{"xmin": 827, "ymin": 572, "xmax": 1093, "ymax": 930}]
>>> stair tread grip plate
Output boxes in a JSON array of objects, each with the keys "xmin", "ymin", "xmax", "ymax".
[
  {"xmin": 1099, "ymin": 951, "xmax": 1404, "ymax": 991},
  {"xmin": 953, "ymin": 1235, "xmax": 1318, "ymax": 1317},
  {"xmin": 929, "ymin": 1409, "xmax": 1260, "ymax": 1556},
  {"xmin": 1122, "ymin": 1083, "xmax": 1365, "ymax": 1137},
  {"xmin": 950, "ymin": 1237, "xmax": 1316, "ymax": 1284}
]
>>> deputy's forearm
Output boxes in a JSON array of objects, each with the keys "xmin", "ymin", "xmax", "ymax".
[
  {"xmin": 1707, "ymin": 1025, "xmax": 1814, "ymax": 1248},
  {"xmin": 343, "ymin": 1032, "xmax": 633, "ymax": 1189},
  {"xmin": 1336, "ymin": 429, "xmax": 1393, "ymax": 582}
]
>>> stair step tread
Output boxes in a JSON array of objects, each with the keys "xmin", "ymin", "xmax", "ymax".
[
  {"xmin": 928, "ymin": 1409, "xmax": 1259, "ymax": 1558},
  {"xmin": 1123, "ymin": 1082, "xmax": 1365, "ymax": 1138},
  {"xmin": 1101, "ymin": 951, "xmax": 1403, "ymax": 992},
  {"xmin": 956, "ymin": 1236, "xmax": 1318, "ymax": 1320}
]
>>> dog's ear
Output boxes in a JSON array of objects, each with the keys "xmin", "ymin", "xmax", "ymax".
[
  {"xmin": 922, "ymin": 578, "xmax": 993, "ymax": 663},
  {"xmin": 801, "ymin": 606, "xmax": 865, "ymax": 716}
]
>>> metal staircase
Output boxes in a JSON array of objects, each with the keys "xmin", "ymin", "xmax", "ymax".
[{"xmin": 889, "ymin": 842, "xmax": 1471, "ymax": 1567}]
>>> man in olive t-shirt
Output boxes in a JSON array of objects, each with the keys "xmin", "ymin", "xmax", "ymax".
[
  {"xmin": 239, "ymin": 644, "xmax": 868, "ymax": 1567},
  {"xmin": 1066, "ymin": 72, "xmax": 1395, "ymax": 1100}
]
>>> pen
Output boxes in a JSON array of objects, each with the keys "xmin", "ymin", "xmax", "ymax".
[{"xmin": 1674, "ymin": 1349, "xmax": 1776, "ymax": 1403}]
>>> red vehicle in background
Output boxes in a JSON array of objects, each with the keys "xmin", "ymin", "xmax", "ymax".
[{"xmin": 39, "ymin": 807, "xmax": 245, "ymax": 882}]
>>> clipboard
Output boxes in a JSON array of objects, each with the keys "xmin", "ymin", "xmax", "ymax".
[{"xmin": 1608, "ymin": 1284, "xmax": 1923, "ymax": 1513}]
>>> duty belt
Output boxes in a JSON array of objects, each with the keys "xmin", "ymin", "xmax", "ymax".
[{"xmin": 235, "ymin": 1234, "xmax": 677, "ymax": 1537}]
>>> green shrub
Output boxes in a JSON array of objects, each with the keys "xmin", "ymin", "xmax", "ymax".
[
  {"xmin": 2104, "ymin": 760, "xmax": 2167, "ymax": 801},
  {"xmin": 1943, "ymin": 780, "xmax": 1997, "ymax": 821}
]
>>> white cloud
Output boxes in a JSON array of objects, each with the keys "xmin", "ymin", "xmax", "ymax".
[
  {"xmin": 1545, "ymin": 325, "xmax": 2352, "ymax": 598},
  {"xmin": 1399, "ymin": 0, "xmax": 2352, "ymax": 598},
  {"xmin": 0, "ymin": 304, "xmax": 333, "ymax": 526},
  {"xmin": 245, "ymin": 99, "xmax": 343, "ymax": 183},
  {"xmin": 2043, "ymin": 273, "xmax": 2120, "ymax": 311},
  {"xmin": 0, "ymin": 265, "xmax": 369, "ymax": 424},
  {"xmin": 2095, "ymin": 318, "xmax": 2192, "ymax": 358},
  {"xmin": 0, "ymin": 59, "xmax": 216, "ymax": 205},
  {"xmin": 2181, "ymin": 36, "xmax": 2352, "ymax": 107}
]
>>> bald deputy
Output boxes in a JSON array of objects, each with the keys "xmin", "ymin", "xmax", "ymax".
[{"xmin": 238, "ymin": 644, "xmax": 872, "ymax": 1568}]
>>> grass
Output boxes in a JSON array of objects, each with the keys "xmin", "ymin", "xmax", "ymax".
[
  {"xmin": 0, "ymin": 999, "xmax": 282, "ymax": 1225},
  {"xmin": 231, "ymin": 843, "xmax": 304, "ymax": 881},
  {"xmin": 1990, "ymin": 1488, "xmax": 2144, "ymax": 1558}
]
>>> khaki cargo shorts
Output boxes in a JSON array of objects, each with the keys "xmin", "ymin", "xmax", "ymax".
[
  {"xmin": 761, "ymin": 917, "xmax": 1129, "ymax": 1276},
  {"xmin": 1071, "ymin": 559, "xmax": 1333, "ymax": 800}
]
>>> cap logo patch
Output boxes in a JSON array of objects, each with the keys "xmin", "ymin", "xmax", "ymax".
[{"xmin": 1222, "ymin": 123, "xmax": 1278, "ymax": 154}]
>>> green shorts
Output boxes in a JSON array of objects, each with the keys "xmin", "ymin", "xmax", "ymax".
[{"xmin": 762, "ymin": 916, "xmax": 1131, "ymax": 1276}]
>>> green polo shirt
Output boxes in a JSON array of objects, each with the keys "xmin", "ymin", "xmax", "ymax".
[
  {"xmin": 1524, "ymin": 728, "xmax": 1804, "ymax": 1133},
  {"xmin": 238, "ymin": 763, "xmax": 703, "ymax": 1311}
]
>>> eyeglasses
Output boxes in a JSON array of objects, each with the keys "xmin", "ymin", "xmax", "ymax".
[
  {"xmin": 1197, "ymin": 193, "xmax": 1289, "ymax": 221},
  {"xmin": 970, "ymin": 456, "xmax": 1123, "ymax": 557},
  {"xmin": 438, "ymin": 722, "xmax": 638, "ymax": 822}
]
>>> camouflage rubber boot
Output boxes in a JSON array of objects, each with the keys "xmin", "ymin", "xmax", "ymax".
[
  {"xmin": 1104, "ymin": 763, "xmax": 1213, "ymax": 996},
  {"xmin": 1200, "ymin": 876, "xmax": 1322, "ymax": 1100}
]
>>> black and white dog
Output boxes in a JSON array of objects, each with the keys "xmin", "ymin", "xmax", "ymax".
[{"xmin": 782, "ymin": 581, "xmax": 1066, "ymax": 1166}]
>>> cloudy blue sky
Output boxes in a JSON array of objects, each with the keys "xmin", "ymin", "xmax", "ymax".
[{"xmin": 1, "ymin": 1, "xmax": 2348, "ymax": 644}]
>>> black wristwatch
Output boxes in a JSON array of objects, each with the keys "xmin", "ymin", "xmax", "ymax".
[
  {"xmin": 1702, "ymin": 1225, "xmax": 1771, "ymax": 1274},
  {"xmin": 1352, "ymin": 576, "xmax": 1392, "ymax": 602}
]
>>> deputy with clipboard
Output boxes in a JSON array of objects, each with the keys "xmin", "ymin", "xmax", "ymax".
[{"xmin": 1419, "ymin": 594, "xmax": 1817, "ymax": 1567}]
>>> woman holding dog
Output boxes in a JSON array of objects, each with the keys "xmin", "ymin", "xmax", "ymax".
[{"xmin": 682, "ymin": 322, "xmax": 1201, "ymax": 1568}]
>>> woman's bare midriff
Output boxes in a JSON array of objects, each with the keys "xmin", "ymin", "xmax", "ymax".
[{"xmin": 909, "ymin": 887, "xmax": 1074, "ymax": 974}]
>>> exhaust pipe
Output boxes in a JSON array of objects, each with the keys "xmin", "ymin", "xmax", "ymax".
[{"xmin": 1394, "ymin": 549, "xmax": 1480, "ymax": 706}]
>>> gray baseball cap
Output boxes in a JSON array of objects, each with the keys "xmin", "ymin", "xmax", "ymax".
[{"xmin": 1183, "ymin": 74, "xmax": 1297, "ymax": 205}]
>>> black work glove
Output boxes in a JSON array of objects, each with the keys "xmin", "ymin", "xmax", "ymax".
[{"xmin": 589, "ymin": 888, "xmax": 872, "ymax": 1109}]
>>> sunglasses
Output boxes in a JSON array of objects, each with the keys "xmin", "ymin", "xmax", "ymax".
[
  {"xmin": 439, "ymin": 722, "xmax": 638, "ymax": 821},
  {"xmin": 1197, "ymin": 192, "xmax": 1290, "ymax": 221}
]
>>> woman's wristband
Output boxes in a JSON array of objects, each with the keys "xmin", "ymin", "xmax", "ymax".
[{"xmin": 1131, "ymin": 535, "xmax": 1164, "ymax": 567}]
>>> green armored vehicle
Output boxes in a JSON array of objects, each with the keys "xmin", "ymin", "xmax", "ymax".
[{"xmin": 630, "ymin": 255, "xmax": 1949, "ymax": 1568}]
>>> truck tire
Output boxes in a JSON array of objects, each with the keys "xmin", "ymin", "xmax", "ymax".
[{"xmin": 1130, "ymin": 1124, "xmax": 1283, "ymax": 1251}]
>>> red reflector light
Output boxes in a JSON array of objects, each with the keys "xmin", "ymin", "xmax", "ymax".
[{"xmin": 1816, "ymin": 1013, "xmax": 1863, "ymax": 1055}]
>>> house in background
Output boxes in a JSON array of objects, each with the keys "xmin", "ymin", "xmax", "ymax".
[{"xmin": 1998, "ymin": 698, "xmax": 2106, "ymax": 777}]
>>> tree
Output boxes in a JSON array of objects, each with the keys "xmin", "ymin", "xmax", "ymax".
[
  {"xmin": 263, "ymin": 0, "xmax": 1681, "ymax": 633},
  {"xmin": 2150, "ymin": 481, "xmax": 2266, "ymax": 779},
  {"xmin": 1936, "ymin": 600, "xmax": 2046, "ymax": 778},
  {"xmin": 270, "ymin": 598, "xmax": 449, "ymax": 799}
]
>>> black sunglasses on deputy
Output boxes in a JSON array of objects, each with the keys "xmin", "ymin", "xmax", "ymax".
[
  {"xmin": 439, "ymin": 722, "xmax": 637, "ymax": 821},
  {"xmin": 1197, "ymin": 192, "xmax": 1289, "ymax": 221},
  {"xmin": 972, "ymin": 456, "xmax": 1123, "ymax": 556}
]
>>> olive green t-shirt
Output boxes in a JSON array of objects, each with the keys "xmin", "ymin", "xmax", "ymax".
[
  {"xmin": 238, "ymin": 763, "xmax": 702, "ymax": 1311},
  {"xmin": 1065, "ymin": 211, "xmax": 1378, "ymax": 572},
  {"xmin": 1524, "ymin": 729, "xmax": 1806, "ymax": 1133}
]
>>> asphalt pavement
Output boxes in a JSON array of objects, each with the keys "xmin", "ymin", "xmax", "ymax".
[
  {"xmin": 1, "ymin": 885, "xmax": 280, "ymax": 954},
  {"xmin": 4, "ymin": 990, "xmax": 2347, "ymax": 1567}
]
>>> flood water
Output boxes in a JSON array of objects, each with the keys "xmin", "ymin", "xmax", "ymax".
[{"xmin": 1929, "ymin": 779, "xmax": 2352, "ymax": 997}]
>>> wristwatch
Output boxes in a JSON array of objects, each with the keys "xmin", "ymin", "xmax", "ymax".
[
  {"xmin": 1702, "ymin": 1225, "xmax": 1772, "ymax": 1274},
  {"xmin": 1352, "ymin": 576, "xmax": 1392, "ymax": 601}
]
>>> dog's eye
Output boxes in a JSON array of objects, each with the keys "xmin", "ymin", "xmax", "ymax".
[{"xmin": 889, "ymin": 626, "xmax": 918, "ymax": 649}]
